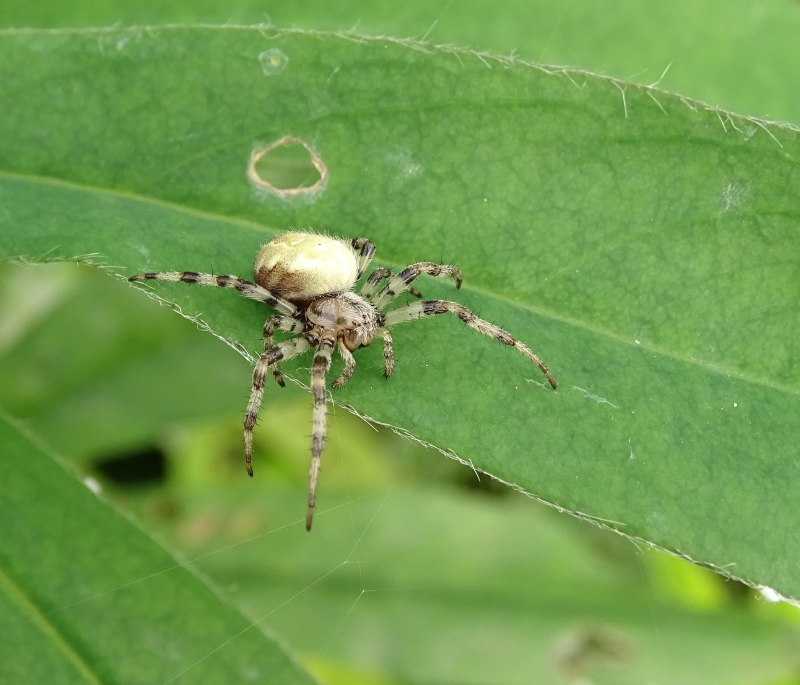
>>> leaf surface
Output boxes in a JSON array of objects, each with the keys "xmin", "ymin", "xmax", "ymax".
[
  {"xmin": 0, "ymin": 412, "xmax": 314, "ymax": 685},
  {"xmin": 1, "ymin": 27, "xmax": 799, "ymax": 600},
  {"xmin": 137, "ymin": 481, "xmax": 800, "ymax": 685},
  {"xmin": 1, "ymin": 0, "xmax": 799, "ymax": 123}
]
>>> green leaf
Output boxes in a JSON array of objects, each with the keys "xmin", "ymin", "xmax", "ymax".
[
  {"xmin": 0, "ymin": 411, "xmax": 314, "ymax": 685},
  {"xmin": 135, "ymin": 479, "xmax": 800, "ymax": 685},
  {"xmin": 1, "ymin": 0, "xmax": 799, "ymax": 124},
  {"xmin": 0, "ymin": 261, "xmax": 262, "ymax": 460},
  {"xmin": 1, "ymin": 27, "xmax": 799, "ymax": 603}
]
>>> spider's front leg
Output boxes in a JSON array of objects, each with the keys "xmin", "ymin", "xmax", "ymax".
[
  {"xmin": 307, "ymin": 337, "xmax": 335, "ymax": 531},
  {"xmin": 244, "ymin": 337, "xmax": 311, "ymax": 477},
  {"xmin": 263, "ymin": 315, "xmax": 305, "ymax": 387},
  {"xmin": 332, "ymin": 345, "xmax": 356, "ymax": 388},
  {"xmin": 384, "ymin": 300, "xmax": 557, "ymax": 389}
]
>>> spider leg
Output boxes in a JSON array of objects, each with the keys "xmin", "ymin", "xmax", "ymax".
[
  {"xmin": 263, "ymin": 315, "xmax": 305, "ymax": 387},
  {"xmin": 377, "ymin": 329, "xmax": 394, "ymax": 378},
  {"xmin": 383, "ymin": 301, "xmax": 557, "ymax": 389},
  {"xmin": 332, "ymin": 344, "xmax": 356, "ymax": 388},
  {"xmin": 361, "ymin": 267, "xmax": 422, "ymax": 301},
  {"xmin": 128, "ymin": 271, "xmax": 297, "ymax": 316},
  {"xmin": 361, "ymin": 267, "xmax": 392, "ymax": 300},
  {"xmin": 307, "ymin": 337, "xmax": 335, "ymax": 531},
  {"xmin": 373, "ymin": 263, "xmax": 462, "ymax": 310},
  {"xmin": 244, "ymin": 337, "xmax": 312, "ymax": 477},
  {"xmin": 351, "ymin": 238, "xmax": 377, "ymax": 278}
]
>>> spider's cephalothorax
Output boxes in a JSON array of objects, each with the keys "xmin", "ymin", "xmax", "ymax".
[{"xmin": 129, "ymin": 232, "xmax": 556, "ymax": 530}]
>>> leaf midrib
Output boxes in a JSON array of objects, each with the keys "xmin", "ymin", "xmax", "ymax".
[
  {"xmin": 2, "ymin": 167, "xmax": 797, "ymax": 401},
  {"xmin": 0, "ymin": 562, "xmax": 104, "ymax": 685}
]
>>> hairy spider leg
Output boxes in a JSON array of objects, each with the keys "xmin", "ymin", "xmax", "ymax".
[
  {"xmin": 377, "ymin": 329, "xmax": 394, "ymax": 378},
  {"xmin": 360, "ymin": 267, "xmax": 393, "ymax": 300},
  {"xmin": 383, "ymin": 300, "xmax": 557, "ymax": 389},
  {"xmin": 128, "ymin": 271, "xmax": 297, "ymax": 317},
  {"xmin": 332, "ymin": 344, "xmax": 356, "ymax": 388},
  {"xmin": 361, "ymin": 267, "xmax": 423, "ymax": 301},
  {"xmin": 244, "ymin": 337, "xmax": 311, "ymax": 477},
  {"xmin": 263, "ymin": 315, "xmax": 305, "ymax": 387},
  {"xmin": 373, "ymin": 263, "xmax": 463, "ymax": 310},
  {"xmin": 308, "ymin": 338, "xmax": 335, "ymax": 531},
  {"xmin": 351, "ymin": 238, "xmax": 377, "ymax": 278}
]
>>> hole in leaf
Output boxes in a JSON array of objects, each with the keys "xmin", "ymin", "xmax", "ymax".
[{"xmin": 248, "ymin": 136, "xmax": 327, "ymax": 196}]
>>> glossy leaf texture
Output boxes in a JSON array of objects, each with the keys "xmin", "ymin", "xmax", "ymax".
[
  {"xmin": 0, "ymin": 412, "xmax": 314, "ymax": 685},
  {"xmin": 1, "ymin": 27, "xmax": 799, "ymax": 600}
]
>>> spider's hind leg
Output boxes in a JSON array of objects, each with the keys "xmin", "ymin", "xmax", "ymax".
[
  {"xmin": 373, "ymin": 263, "xmax": 462, "ymax": 310},
  {"xmin": 362, "ymin": 268, "xmax": 422, "ymax": 301},
  {"xmin": 361, "ymin": 267, "xmax": 392, "ymax": 300},
  {"xmin": 128, "ymin": 271, "xmax": 297, "ymax": 316},
  {"xmin": 384, "ymin": 300, "xmax": 556, "ymax": 389},
  {"xmin": 351, "ymin": 238, "xmax": 377, "ymax": 278}
]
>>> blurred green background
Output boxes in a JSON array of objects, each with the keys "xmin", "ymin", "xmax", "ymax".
[{"xmin": 2, "ymin": 1, "xmax": 800, "ymax": 683}]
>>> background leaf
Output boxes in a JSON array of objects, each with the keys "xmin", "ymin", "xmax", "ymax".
[
  {"xmin": 132, "ymin": 476, "xmax": 800, "ymax": 685},
  {"xmin": 0, "ymin": 261, "xmax": 254, "ymax": 459},
  {"xmin": 0, "ymin": 411, "xmax": 314, "ymax": 685}
]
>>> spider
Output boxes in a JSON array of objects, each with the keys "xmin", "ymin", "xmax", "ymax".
[{"xmin": 129, "ymin": 232, "xmax": 556, "ymax": 530}]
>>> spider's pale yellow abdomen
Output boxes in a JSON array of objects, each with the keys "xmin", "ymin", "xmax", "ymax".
[{"xmin": 254, "ymin": 232, "xmax": 359, "ymax": 303}]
